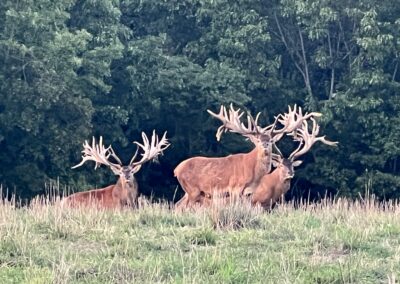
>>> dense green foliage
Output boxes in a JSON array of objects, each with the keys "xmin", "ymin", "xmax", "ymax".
[{"xmin": 0, "ymin": 0, "xmax": 399, "ymax": 200}]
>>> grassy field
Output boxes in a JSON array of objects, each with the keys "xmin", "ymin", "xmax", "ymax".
[{"xmin": 0, "ymin": 196, "xmax": 399, "ymax": 284}]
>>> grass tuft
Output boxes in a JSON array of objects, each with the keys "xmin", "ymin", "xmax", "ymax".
[
  {"xmin": 187, "ymin": 228, "xmax": 217, "ymax": 246},
  {"xmin": 209, "ymin": 196, "xmax": 263, "ymax": 230}
]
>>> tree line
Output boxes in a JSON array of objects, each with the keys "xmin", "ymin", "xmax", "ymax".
[{"xmin": 0, "ymin": 0, "xmax": 399, "ymax": 201}]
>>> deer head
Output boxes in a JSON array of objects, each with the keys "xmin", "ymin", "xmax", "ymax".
[
  {"xmin": 270, "ymin": 154, "xmax": 303, "ymax": 182},
  {"xmin": 273, "ymin": 116, "xmax": 338, "ymax": 181},
  {"xmin": 72, "ymin": 131, "xmax": 170, "ymax": 186}
]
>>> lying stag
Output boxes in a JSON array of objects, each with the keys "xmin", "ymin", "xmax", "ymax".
[
  {"xmin": 174, "ymin": 104, "xmax": 318, "ymax": 209},
  {"xmin": 63, "ymin": 131, "xmax": 169, "ymax": 208},
  {"xmin": 251, "ymin": 117, "xmax": 337, "ymax": 209}
]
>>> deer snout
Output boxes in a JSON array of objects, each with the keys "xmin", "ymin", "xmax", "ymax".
[{"xmin": 284, "ymin": 175, "xmax": 294, "ymax": 180}]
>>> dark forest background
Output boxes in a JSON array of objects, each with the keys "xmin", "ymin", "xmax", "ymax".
[{"xmin": 1, "ymin": 0, "xmax": 399, "ymax": 201}]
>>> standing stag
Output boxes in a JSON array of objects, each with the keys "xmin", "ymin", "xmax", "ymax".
[
  {"xmin": 251, "ymin": 117, "xmax": 337, "ymax": 209},
  {"xmin": 174, "ymin": 104, "xmax": 319, "ymax": 209},
  {"xmin": 63, "ymin": 131, "xmax": 169, "ymax": 209}
]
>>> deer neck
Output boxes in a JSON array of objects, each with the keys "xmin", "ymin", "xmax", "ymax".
[
  {"xmin": 255, "ymin": 142, "xmax": 273, "ymax": 174},
  {"xmin": 113, "ymin": 177, "xmax": 138, "ymax": 203},
  {"xmin": 277, "ymin": 167, "xmax": 291, "ymax": 195}
]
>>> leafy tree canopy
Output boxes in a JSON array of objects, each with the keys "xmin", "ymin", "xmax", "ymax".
[{"xmin": 0, "ymin": 0, "xmax": 399, "ymax": 200}]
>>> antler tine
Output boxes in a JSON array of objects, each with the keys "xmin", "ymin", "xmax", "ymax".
[
  {"xmin": 241, "ymin": 113, "xmax": 258, "ymax": 133},
  {"xmin": 288, "ymin": 137, "xmax": 305, "ymax": 160},
  {"xmin": 229, "ymin": 104, "xmax": 247, "ymax": 131},
  {"xmin": 209, "ymin": 105, "xmax": 229, "ymax": 141},
  {"xmin": 289, "ymin": 117, "xmax": 338, "ymax": 160},
  {"xmin": 107, "ymin": 147, "xmax": 123, "ymax": 165},
  {"xmin": 229, "ymin": 103, "xmax": 244, "ymax": 120},
  {"xmin": 128, "ymin": 146, "xmax": 140, "ymax": 166},
  {"xmin": 253, "ymin": 111, "xmax": 287, "ymax": 145},
  {"xmin": 272, "ymin": 104, "xmax": 323, "ymax": 142},
  {"xmin": 253, "ymin": 112, "xmax": 266, "ymax": 133},
  {"xmin": 130, "ymin": 131, "xmax": 170, "ymax": 166},
  {"xmin": 72, "ymin": 136, "xmax": 122, "ymax": 170},
  {"xmin": 308, "ymin": 117, "xmax": 338, "ymax": 147},
  {"xmin": 271, "ymin": 153, "xmax": 282, "ymax": 163},
  {"xmin": 258, "ymin": 105, "xmax": 300, "ymax": 138},
  {"xmin": 275, "ymin": 105, "xmax": 299, "ymax": 133},
  {"xmin": 215, "ymin": 125, "xmax": 226, "ymax": 142},
  {"xmin": 272, "ymin": 143, "xmax": 284, "ymax": 157},
  {"xmin": 207, "ymin": 104, "xmax": 262, "ymax": 141},
  {"xmin": 254, "ymin": 112, "xmax": 261, "ymax": 126}
]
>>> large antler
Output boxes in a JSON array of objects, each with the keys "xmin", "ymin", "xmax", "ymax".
[
  {"xmin": 289, "ymin": 117, "xmax": 338, "ymax": 160},
  {"xmin": 129, "ymin": 131, "xmax": 170, "ymax": 167},
  {"xmin": 208, "ymin": 104, "xmax": 323, "ymax": 144},
  {"xmin": 72, "ymin": 136, "xmax": 122, "ymax": 172},
  {"xmin": 207, "ymin": 104, "xmax": 263, "ymax": 141},
  {"xmin": 272, "ymin": 105, "xmax": 323, "ymax": 140}
]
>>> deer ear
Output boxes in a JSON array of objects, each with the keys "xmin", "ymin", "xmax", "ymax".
[
  {"xmin": 248, "ymin": 135, "xmax": 259, "ymax": 145},
  {"xmin": 293, "ymin": 160, "xmax": 303, "ymax": 167},
  {"xmin": 272, "ymin": 160, "xmax": 280, "ymax": 167},
  {"xmin": 111, "ymin": 167, "xmax": 121, "ymax": 175},
  {"xmin": 131, "ymin": 165, "xmax": 142, "ymax": 174}
]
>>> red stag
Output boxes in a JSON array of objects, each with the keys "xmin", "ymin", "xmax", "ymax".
[
  {"xmin": 251, "ymin": 117, "xmax": 337, "ymax": 209},
  {"xmin": 62, "ymin": 131, "xmax": 169, "ymax": 209},
  {"xmin": 174, "ymin": 104, "xmax": 319, "ymax": 209}
]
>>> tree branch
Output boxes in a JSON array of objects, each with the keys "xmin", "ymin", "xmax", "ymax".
[
  {"xmin": 274, "ymin": 13, "xmax": 308, "ymax": 88},
  {"xmin": 392, "ymin": 60, "xmax": 398, "ymax": 82},
  {"xmin": 298, "ymin": 27, "xmax": 313, "ymax": 98},
  {"xmin": 327, "ymin": 31, "xmax": 335, "ymax": 100}
]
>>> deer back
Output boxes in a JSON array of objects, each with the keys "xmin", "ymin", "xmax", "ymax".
[
  {"xmin": 174, "ymin": 146, "xmax": 269, "ymax": 197},
  {"xmin": 62, "ymin": 176, "xmax": 139, "ymax": 209},
  {"xmin": 62, "ymin": 184, "xmax": 116, "ymax": 208}
]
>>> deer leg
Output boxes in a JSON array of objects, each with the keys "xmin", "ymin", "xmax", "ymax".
[
  {"xmin": 185, "ymin": 190, "xmax": 202, "ymax": 209},
  {"xmin": 252, "ymin": 188, "xmax": 274, "ymax": 209},
  {"xmin": 175, "ymin": 175, "xmax": 203, "ymax": 210},
  {"xmin": 197, "ymin": 191, "xmax": 213, "ymax": 207},
  {"xmin": 175, "ymin": 191, "xmax": 203, "ymax": 211},
  {"xmin": 175, "ymin": 194, "xmax": 189, "ymax": 211}
]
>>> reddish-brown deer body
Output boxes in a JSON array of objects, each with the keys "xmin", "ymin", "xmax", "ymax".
[
  {"xmin": 175, "ymin": 145, "xmax": 270, "ymax": 208},
  {"xmin": 62, "ymin": 185, "xmax": 124, "ymax": 209},
  {"xmin": 251, "ymin": 159, "xmax": 300, "ymax": 209},
  {"xmin": 62, "ymin": 170, "xmax": 139, "ymax": 209},
  {"xmin": 63, "ymin": 132, "xmax": 169, "ymax": 209}
]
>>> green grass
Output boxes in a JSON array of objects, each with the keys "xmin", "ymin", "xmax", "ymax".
[{"xmin": 0, "ymin": 196, "xmax": 399, "ymax": 283}]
